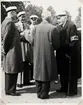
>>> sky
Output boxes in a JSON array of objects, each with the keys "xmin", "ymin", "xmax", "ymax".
[{"xmin": 29, "ymin": 0, "xmax": 81, "ymax": 21}]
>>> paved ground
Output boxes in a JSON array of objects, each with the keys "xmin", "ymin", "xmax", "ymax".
[{"xmin": 0, "ymin": 71, "xmax": 82, "ymax": 105}]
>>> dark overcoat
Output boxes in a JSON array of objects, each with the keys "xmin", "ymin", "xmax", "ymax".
[
  {"xmin": 57, "ymin": 20, "xmax": 81, "ymax": 79},
  {"xmin": 1, "ymin": 17, "xmax": 23, "ymax": 73},
  {"xmin": 32, "ymin": 20, "xmax": 60, "ymax": 81}
]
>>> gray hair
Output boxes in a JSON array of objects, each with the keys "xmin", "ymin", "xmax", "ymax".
[{"xmin": 42, "ymin": 10, "xmax": 51, "ymax": 19}]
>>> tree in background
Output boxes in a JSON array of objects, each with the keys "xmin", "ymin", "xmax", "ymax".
[
  {"xmin": 75, "ymin": 7, "xmax": 81, "ymax": 28},
  {"xmin": 47, "ymin": 5, "xmax": 57, "ymax": 25},
  {"xmin": 47, "ymin": 5, "xmax": 56, "ymax": 17},
  {"xmin": 64, "ymin": 10, "xmax": 71, "ymax": 21}
]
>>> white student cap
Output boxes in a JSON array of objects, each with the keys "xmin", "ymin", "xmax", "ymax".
[
  {"xmin": 6, "ymin": 6, "xmax": 17, "ymax": 13},
  {"xmin": 17, "ymin": 11, "xmax": 25, "ymax": 17}
]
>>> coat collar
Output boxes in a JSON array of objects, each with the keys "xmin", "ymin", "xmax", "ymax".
[
  {"xmin": 41, "ymin": 20, "xmax": 48, "ymax": 24},
  {"xmin": 62, "ymin": 20, "xmax": 69, "ymax": 30},
  {"xmin": 6, "ymin": 16, "xmax": 12, "ymax": 21}
]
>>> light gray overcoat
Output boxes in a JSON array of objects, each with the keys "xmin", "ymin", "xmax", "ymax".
[
  {"xmin": 32, "ymin": 20, "xmax": 60, "ymax": 81},
  {"xmin": 1, "ymin": 17, "xmax": 23, "ymax": 73}
]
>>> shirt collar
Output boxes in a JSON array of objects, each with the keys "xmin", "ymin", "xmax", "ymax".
[{"xmin": 62, "ymin": 19, "xmax": 67, "ymax": 28}]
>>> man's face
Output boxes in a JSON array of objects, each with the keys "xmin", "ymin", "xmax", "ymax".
[
  {"xmin": 11, "ymin": 10, "xmax": 17, "ymax": 18},
  {"xmin": 19, "ymin": 15, "xmax": 25, "ymax": 23},
  {"xmin": 30, "ymin": 17, "xmax": 38, "ymax": 25},
  {"xmin": 10, "ymin": 10, "xmax": 17, "ymax": 22},
  {"xmin": 57, "ymin": 15, "xmax": 67, "ymax": 25}
]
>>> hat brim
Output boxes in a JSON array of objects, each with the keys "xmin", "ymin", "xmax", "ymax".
[
  {"xmin": 58, "ymin": 14, "xmax": 66, "ymax": 16},
  {"xmin": 6, "ymin": 9, "xmax": 16, "ymax": 13}
]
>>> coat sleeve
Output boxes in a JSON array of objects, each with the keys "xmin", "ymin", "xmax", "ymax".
[
  {"xmin": 51, "ymin": 27, "xmax": 60, "ymax": 50},
  {"xmin": 69, "ymin": 24, "xmax": 78, "ymax": 47},
  {"xmin": 3, "ymin": 22, "xmax": 15, "ymax": 54},
  {"xmin": 31, "ymin": 26, "xmax": 36, "ymax": 45}
]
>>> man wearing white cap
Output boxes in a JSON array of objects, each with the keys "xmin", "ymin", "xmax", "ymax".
[
  {"xmin": 29, "ymin": 14, "xmax": 38, "ymax": 80},
  {"xmin": 1, "ymin": 6, "xmax": 23, "ymax": 96},
  {"xmin": 16, "ymin": 11, "xmax": 34, "ymax": 87},
  {"xmin": 31, "ymin": 10, "xmax": 60, "ymax": 99},
  {"xmin": 56, "ymin": 11, "xmax": 80, "ymax": 96},
  {"xmin": 30, "ymin": 15, "xmax": 38, "ymax": 30}
]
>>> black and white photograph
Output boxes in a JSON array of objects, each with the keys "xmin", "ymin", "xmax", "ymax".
[{"xmin": 0, "ymin": 0, "xmax": 82, "ymax": 104}]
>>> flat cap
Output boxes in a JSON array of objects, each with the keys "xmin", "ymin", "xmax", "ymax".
[
  {"xmin": 17, "ymin": 11, "xmax": 25, "ymax": 17},
  {"xmin": 6, "ymin": 6, "xmax": 17, "ymax": 12},
  {"xmin": 57, "ymin": 11, "xmax": 67, "ymax": 16}
]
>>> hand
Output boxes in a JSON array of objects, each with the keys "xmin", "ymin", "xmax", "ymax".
[
  {"xmin": 24, "ymin": 29, "xmax": 32, "ymax": 43},
  {"xmin": 20, "ymin": 31, "xmax": 24, "ymax": 36},
  {"xmin": 54, "ymin": 50, "xmax": 56, "ymax": 56}
]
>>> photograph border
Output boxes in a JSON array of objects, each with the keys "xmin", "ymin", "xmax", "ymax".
[{"xmin": 0, "ymin": 0, "xmax": 83, "ymax": 105}]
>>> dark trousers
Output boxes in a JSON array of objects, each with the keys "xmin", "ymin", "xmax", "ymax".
[
  {"xmin": 29, "ymin": 63, "xmax": 33, "ymax": 80},
  {"xmin": 60, "ymin": 75, "xmax": 77, "ymax": 95},
  {"xmin": 36, "ymin": 80, "xmax": 50, "ymax": 97},
  {"xmin": 23, "ymin": 61, "xmax": 30, "ymax": 84},
  {"xmin": 56, "ymin": 50, "xmax": 77, "ymax": 95},
  {"xmin": 5, "ymin": 73, "xmax": 18, "ymax": 93}
]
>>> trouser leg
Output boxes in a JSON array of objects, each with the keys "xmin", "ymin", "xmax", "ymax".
[
  {"xmin": 30, "ymin": 63, "xmax": 33, "ymax": 80},
  {"xmin": 5, "ymin": 73, "xmax": 18, "ymax": 93},
  {"xmin": 67, "ymin": 78, "xmax": 77, "ymax": 96},
  {"xmin": 60, "ymin": 75, "xmax": 68, "ymax": 92},
  {"xmin": 23, "ymin": 61, "xmax": 30, "ymax": 84},
  {"xmin": 41, "ymin": 82, "xmax": 50, "ymax": 95},
  {"xmin": 36, "ymin": 80, "xmax": 50, "ymax": 98},
  {"xmin": 29, "ymin": 63, "xmax": 33, "ymax": 80},
  {"xmin": 36, "ymin": 80, "xmax": 42, "ymax": 97}
]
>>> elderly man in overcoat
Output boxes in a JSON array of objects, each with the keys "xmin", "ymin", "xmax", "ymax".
[
  {"xmin": 31, "ymin": 10, "xmax": 60, "ymax": 99},
  {"xmin": 56, "ymin": 11, "xmax": 80, "ymax": 96},
  {"xmin": 1, "ymin": 6, "xmax": 23, "ymax": 96}
]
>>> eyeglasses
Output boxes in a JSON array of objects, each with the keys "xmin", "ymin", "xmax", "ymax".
[{"xmin": 30, "ymin": 17, "xmax": 37, "ymax": 21}]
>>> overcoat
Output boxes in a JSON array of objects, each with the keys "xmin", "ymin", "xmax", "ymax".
[
  {"xmin": 1, "ymin": 17, "xmax": 23, "ymax": 73},
  {"xmin": 57, "ymin": 20, "xmax": 81, "ymax": 79},
  {"xmin": 32, "ymin": 20, "xmax": 60, "ymax": 81}
]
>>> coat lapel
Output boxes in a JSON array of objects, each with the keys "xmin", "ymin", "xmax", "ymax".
[
  {"xmin": 62, "ymin": 20, "xmax": 69, "ymax": 31},
  {"xmin": 41, "ymin": 20, "xmax": 48, "ymax": 24}
]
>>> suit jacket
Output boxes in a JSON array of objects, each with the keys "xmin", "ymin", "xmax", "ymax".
[
  {"xmin": 32, "ymin": 20, "xmax": 60, "ymax": 81},
  {"xmin": 1, "ymin": 17, "xmax": 23, "ymax": 73}
]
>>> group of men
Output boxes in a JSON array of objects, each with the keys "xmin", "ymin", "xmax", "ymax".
[{"xmin": 1, "ymin": 6, "xmax": 81, "ymax": 99}]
